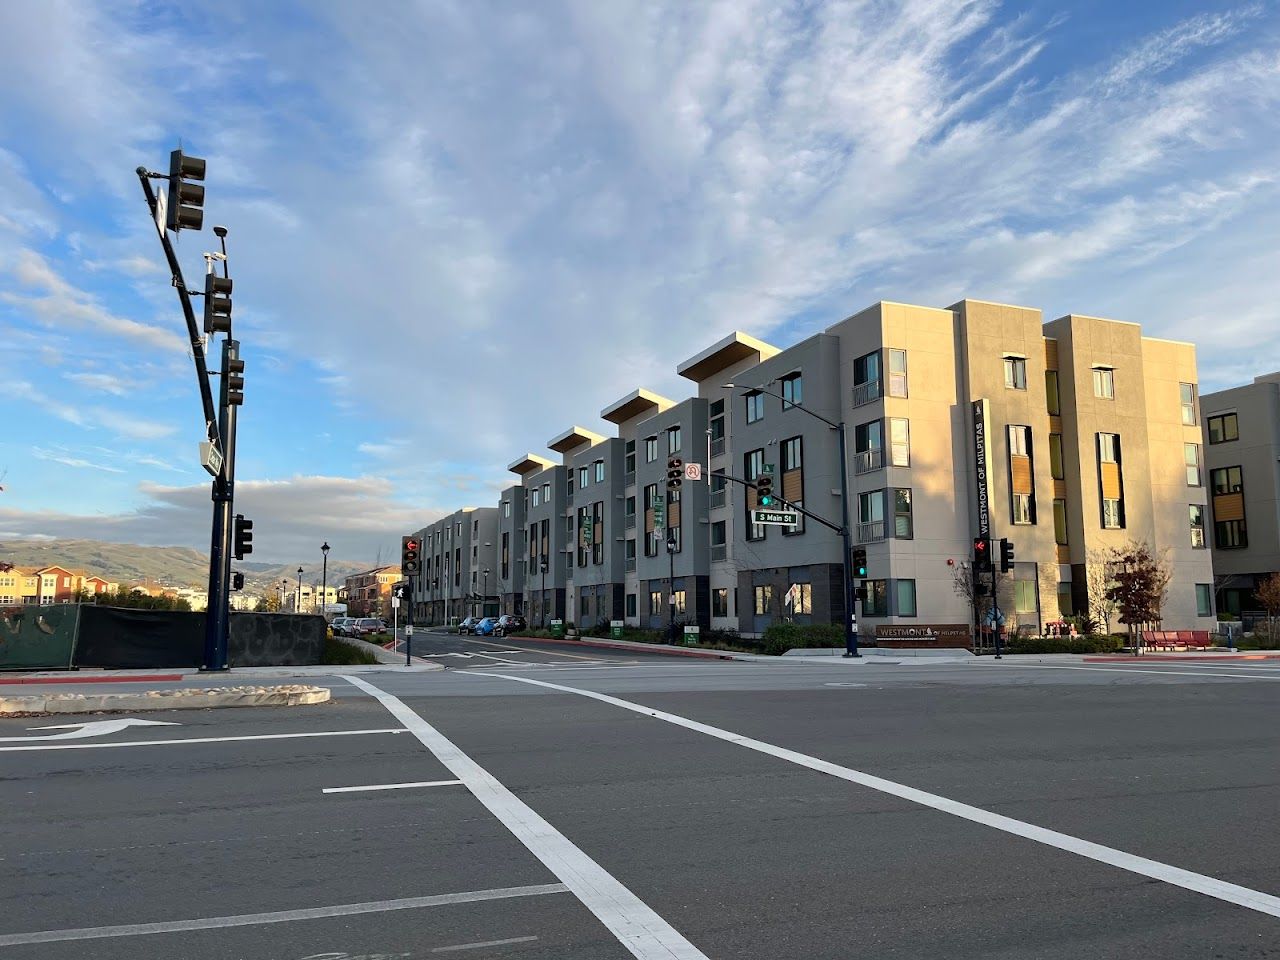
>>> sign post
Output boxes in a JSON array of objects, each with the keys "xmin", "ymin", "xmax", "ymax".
[{"xmin": 610, "ymin": 619, "xmax": 623, "ymax": 640}]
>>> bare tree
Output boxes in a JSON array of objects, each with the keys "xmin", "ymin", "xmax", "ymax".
[
  {"xmin": 1085, "ymin": 549, "xmax": 1119, "ymax": 634},
  {"xmin": 1255, "ymin": 572, "xmax": 1280, "ymax": 641}
]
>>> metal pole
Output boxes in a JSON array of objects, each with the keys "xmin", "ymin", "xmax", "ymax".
[
  {"xmin": 203, "ymin": 337, "xmax": 238, "ymax": 672},
  {"xmin": 321, "ymin": 546, "xmax": 328, "ymax": 620},
  {"xmin": 296, "ymin": 567, "xmax": 303, "ymax": 613},
  {"xmin": 668, "ymin": 535, "xmax": 676, "ymax": 642},
  {"xmin": 837, "ymin": 422, "xmax": 859, "ymax": 657}
]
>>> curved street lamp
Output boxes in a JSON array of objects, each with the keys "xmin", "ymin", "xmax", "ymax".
[
  {"xmin": 296, "ymin": 567, "xmax": 303, "ymax": 614},
  {"xmin": 321, "ymin": 542, "xmax": 330, "ymax": 618}
]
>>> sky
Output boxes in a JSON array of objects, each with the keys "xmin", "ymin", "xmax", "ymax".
[{"xmin": 0, "ymin": 0, "xmax": 1277, "ymax": 565}]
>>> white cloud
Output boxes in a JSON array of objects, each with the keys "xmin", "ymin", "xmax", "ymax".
[{"xmin": 65, "ymin": 371, "xmax": 127, "ymax": 395}]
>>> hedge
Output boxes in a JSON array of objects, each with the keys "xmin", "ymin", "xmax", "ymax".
[
  {"xmin": 1002, "ymin": 635, "xmax": 1124, "ymax": 655},
  {"xmin": 760, "ymin": 622, "xmax": 845, "ymax": 656}
]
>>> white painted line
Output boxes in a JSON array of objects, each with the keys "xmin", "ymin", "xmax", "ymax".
[
  {"xmin": 0, "ymin": 883, "xmax": 568, "ymax": 947},
  {"xmin": 465, "ymin": 671, "xmax": 1280, "ymax": 921},
  {"xmin": 432, "ymin": 936, "xmax": 539, "ymax": 953},
  {"xmin": 342, "ymin": 674, "xmax": 709, "ymax": 960},
  {"xmin": 0, "ymin": 728, "xmax": 405, "ymax": 753},
  {"xmin": 984, "ymin": 663, "xmax": 1280, "ymax": 682},
  {"xmin": 323, "ymin": 779, "xmax": 463, "ymax": 794}
]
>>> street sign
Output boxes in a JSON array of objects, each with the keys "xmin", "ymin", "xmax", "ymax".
[
  {"xmin": 760, "ymin": 463, "xmax": 775, "ymax": 474},
  {"xmin": 199, "ymin": 440, "xmax": 223, "ymax": 478},
  {"xmin": 391, "ymin": 596, "xmax": 400, "ymax": 609},
  {"xmin": 154, "ymin": 187, "xmax": 167, "ymax": 239},
  {"xmin": 405, "ymin": 625, "xmax": 413, "ymax": 636},
  {"xmin": 652, "ymin": 493, "xmax": 666, "ymax": 531},
  {"xmin": 684, "ymin": 463, "xmax": 702, "ymax": 481},
  {"xmin": 752, "ymin": 509, "xmax": 799, "ymax": 525}
]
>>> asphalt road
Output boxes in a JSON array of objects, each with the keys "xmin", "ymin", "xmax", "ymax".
[
  {"xmin": 1, "ymin": 654, "xmax": 1278, "ymax": 958},
  {"xmin": 385, "ymin": 628, "xmax": 686, "ymax": 668}
]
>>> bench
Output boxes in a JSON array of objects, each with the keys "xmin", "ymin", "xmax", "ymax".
[{"xmin": 1141, "ymin": 629, "xmax": 1213, "ymax": 651}]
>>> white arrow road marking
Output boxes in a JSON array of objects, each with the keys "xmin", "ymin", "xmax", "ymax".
[{"xmin": 0, "ymin": 718, "xmax": 179, "ymax": 743}]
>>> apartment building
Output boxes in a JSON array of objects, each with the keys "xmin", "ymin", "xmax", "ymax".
[
  {"xmin": 345, "ymin": 565, "xmax": 402, "ymax": 619},
  {"xmin": 404, "ymin": 297, "xmax": 1215, "ymax": 640},
  {"xmin": 1200, "ymin": 373, "xmax": 1280, "ymax": 616},
  {"xmin": 497, "ymin": 459, "xmax": 546, "ymax": 616},
  {"xmin": 410, "ymin": 508, "xmax": 497, "ymax": 623}
]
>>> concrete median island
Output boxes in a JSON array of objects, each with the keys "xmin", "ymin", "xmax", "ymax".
[{"xmin": 0, "ymin": 684, "xmax": 331, "ymax": 715}]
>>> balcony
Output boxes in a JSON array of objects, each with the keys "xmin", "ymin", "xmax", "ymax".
[
  {"xmin": 857, "ymin": 520, "xmax": 886, "ymax": 543},
  {"xmin": 624, "ymin": 470, "xmax": 635, "ymax": 487},
  {"xmin": 625, "ymin": 514, "xmax": 636, "ymax": 530},
  {"xmin": 710, "ymin": 437, "xmax": 725, "ymax": 458},
  {"xmin": 711, "ymin": 544, "xmax": 727, "ymax": 562},
  {"xmin": 710, "ymin": 489, "xmax": 726, "ymax": 509},
  {"xmin": 625, "ymin": 558, "xmax": 636, "ymax": 572},
  {"xmin": 851, "ymin": 379, "xmax": 882, "ymax": 408},
  {"xmin": 854, "ymin": 448, "xmax": 883, "ymax": 475}
]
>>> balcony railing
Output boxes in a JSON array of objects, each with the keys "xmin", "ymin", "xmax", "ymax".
[
  {"xmin": 857, "ymin": 520, "xmax": 886, "ymax": 543},
  {"xmin": 851, "ymin": 379, "xmax": 882, "ymax": 408},
  {"xmin": 710, "ymin": 489, "xmax": 726, "ymax": 509},
  {"xmin": 711, "ymin": 544, "xmax": 727, "ymax": 562},
  {"xmin": 710, "ymin": 436, "xmax": 725, "ymax": 457},
  {"xmin": 625, "ymin": 558, "xmax": 636, "ymax": 572},
  {"xmin": 624, "ymin": 470, "xmax": 635, "ymax": 487},
  {"xmin": 625, "ymin": 514, "xmax": 636, "ymax": 530},
  {"xmin": 854, "ymin": 448, "xmax": 883, "ymax": 475}
]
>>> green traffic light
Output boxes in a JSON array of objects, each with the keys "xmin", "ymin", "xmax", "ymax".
[{"xmin": 760, "ymin": 495, "xmax": 773, "ymax": 506}]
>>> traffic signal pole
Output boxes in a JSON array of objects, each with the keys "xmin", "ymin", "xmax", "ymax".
[
  {"xmin": 836, "ymin": 421, "xmax": 859, "ymax": 657},
  {"xmin": 204, "ymin": 336, "xmax": 240, "ymax": 672}
]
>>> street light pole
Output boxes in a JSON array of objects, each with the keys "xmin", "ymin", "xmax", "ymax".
[
  {"xmin": 483, "ymin": 567, "xmax": 490, "ymax": 618},
  {"xmin": 296, "ymin": 567, "xmax": 303, "ymax": 614},
  {"xmin": 723, "ymin": 381, "xmax": 859, "ymax": 657},
  {"xmin": 321, "ymin": 542, "xmax": 330, "ymax": 620},
  {"xmin": 667, "ymin": 533, "xmax": 676, "ymax": 642}
]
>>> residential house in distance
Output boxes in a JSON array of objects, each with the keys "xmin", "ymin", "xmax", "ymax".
[{"xmin": 345, "ymin": 565, "xmax": 401, "ymax": 618}]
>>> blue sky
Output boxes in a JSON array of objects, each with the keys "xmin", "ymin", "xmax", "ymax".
[{"xmin": 1, "ymin": 0, "xmax": 1277, "ymax": 563}]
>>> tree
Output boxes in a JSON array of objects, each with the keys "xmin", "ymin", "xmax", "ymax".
[
  {"xmin": 1084, "ymin": 549, "xmax": 1120, "ymax": 634},
  {"xmin": 256, "ymin": 593, "xmax": 282, "ymax": 613},
  {"xmin": 1104, "ymin": 541, "xmax": 1170, "ymax": 648},
  {"xmin": 1255, "ymin": 572, "xmax": 1280, "ymax": 640},
  {"xmin": 96, "ymin": 590, "xmax": 192, "ymax": 612},
  {"xmin": 952, "ymin": 562, "xmax": 1013, "ymax": 638}
]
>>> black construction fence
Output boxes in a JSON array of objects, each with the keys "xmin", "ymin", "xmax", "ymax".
[{"xmin": 0, "ymin": 604, "xmax": 324, "ymax": 670}]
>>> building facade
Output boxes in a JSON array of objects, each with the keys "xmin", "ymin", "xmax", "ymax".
[
  {"xmin": 345, "ymin": 565, "xmax": 401, "ymax": 618},
  {"xmin": 403, "ymin": 297, "xmax": 1218, "ymax": 640},
  {"xmin": 1200, "ymin": 373, "xmax": 1280, "ymax": 616},
  {"xmin": 410, "ymin": 508, "xmax": 498, "ymax": 624}
]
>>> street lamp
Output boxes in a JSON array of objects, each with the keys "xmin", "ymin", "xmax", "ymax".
[
  {"xmin": 321, "ymin": 541, "xmax": 330, "ymax": 620},
  {"xmin": 296, "ymin": 566, "xmax": 303, "ymax": 614},
  {"xmin": 482, "ymin": 567, "xmax": 491, "ymax": 618},
  {"xmin": 279, "ymin": 579, "xmax": 288, "ymax": 611},
  {"xmin": 723, "ymin": 381, "xmax": 860, "ymax": 657}
]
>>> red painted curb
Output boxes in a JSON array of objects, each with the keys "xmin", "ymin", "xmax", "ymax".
[
  {"xmin": 504, "ymin": 634, "xmax": 734, "ymax": 661},
  {"xmin": 0, "ymin": 673, "xmax": 185, "ymax": 685},
  {"xmin": 1084, "ymin": 655, "xmax": 1280, "ymax": 663}
]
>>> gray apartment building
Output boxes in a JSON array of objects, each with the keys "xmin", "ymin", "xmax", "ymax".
[
  {"xmin": 410, "ymin": 506, "xmax": 498, "ymax": 624},
  {"xmin": 406, "ymin": 297, "xmax": 1217, "ymax": 640},
  {"xmin": 1200, "ymin": 373, "xmax": 1280, "ymax": 616}
]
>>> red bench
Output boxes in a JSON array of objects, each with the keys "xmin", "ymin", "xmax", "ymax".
[{"xmin": 1141, "ymin": 630, "xmax": 1213, "ymax": 651}]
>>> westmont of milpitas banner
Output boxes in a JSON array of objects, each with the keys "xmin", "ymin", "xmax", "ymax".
[{"xmin": 0, "ymin": 605, "xmax": 324, "ymax": 670}]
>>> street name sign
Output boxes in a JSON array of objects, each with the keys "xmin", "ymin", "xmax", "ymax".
[
  {"xmin": 199, "ymin": 440, "xmax": 223, "ymax": 478},
  {"xmin": 752, "ymin": 508, "xmax": 798, "ymax": 526}
]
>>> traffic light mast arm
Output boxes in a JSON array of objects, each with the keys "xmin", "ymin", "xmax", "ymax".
[
  {"xmin": 716, "ymin": 471, "xmax": 844, "ymax": 535},
  {"xmin": 135, "ymin": 167, "xmax": 221, "ymax": 453}
]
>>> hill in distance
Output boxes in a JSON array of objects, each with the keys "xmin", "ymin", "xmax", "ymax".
[{"xmin": 0, "ymin": 539, "xmax": 375, "ymax": 593}]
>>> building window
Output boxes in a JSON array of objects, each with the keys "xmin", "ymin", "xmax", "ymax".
[
  {"xmin": 668, "ymin": 425, "xmax": 682, "ymax": 454},
  {"xmin": 671, "ymin": 590, "xmax": 686, "ymax": 616},
  {"xmin": 711, "ymin": 520, "xmax": 726, "ymax": 547},
  {"xmin": 1189, "ymin": 504, "xmax": 1206, "ymax": 548},
  {"xmin": 1180, "ymin": 383, "xmax": 1197, "ymax": 426},
  {"xmin": 542, "ymin": 481, "xmax": 551, "ymax": 501},
  {"xmin": 625, "ymin": 538, "xmax": 636, "ymax": 561},
  {"xmin": 1045, "ymin": 370, "xmax": 1061, "ymax": 416},
  {"xmin": 625, "ymin": 438, "xmax": 635, "ymax": 473},
  {"xmin": 862, "ymin": 580, "xmax": 888, "ymax": 616},
  {"xmin": 858, "ymin": 489, "xmax": 885, "ymax": 541},
  {"xmin": 710, "ymin": 398, "xmax": 724, "ymax": 417},
  {"xmin": 1092, "ymin": 366, "xmax": 1115, "ymax": 399},
  {"xmin": 626, "ymin": 593, "xmax": 637, "ymax": 617},
  {"xmin": 625, "ymin": 495, "xmax": 636, "ymax": 517},
  {"xmin": 895, "ymin": 579, "xmax": 917, "ymax": 617},
  {"xmin": 644, "ymin": 483, "xmax": 660, "ymax": 557},
  {"xmin": 1049, "ymin": 433, "xmax": 1064, "ymax": 480},
  {"xmin": 1215, "ymin": 519, "xmax": 1248, "ymax": 550},
  {"xmin": 1097, "ymin": 432, "xmax": 1124, "ymax": 528},
  {"xmin": 888, "ymin": 349, "xmax": 907, "ymax": 398},
  {"xmin": 1053, "ymin": 499, "xmax": 1068, "ymax": 545},
  {"xmin": 645, "ymin": 436, "xmax": 658, "ymax": 462},
  {"xmin": 581, "ymin": 595, "xmax": 589, "ymax": 616},
  {"xmin": 782, "ymin": 436, "xmax": 802, "ymax": 471},
  {"xmin": 745, "ymin": 448, "xmax": 766, "ymax": 541},
  {"xmin": 853, "ymin": 351, "xmax": 882, "ymax": 406},
  {"xmin": 1008, "ymin": 425, "xmax": 1035, "ymax": 525},
  {"xmin": 893, "ymin": 488, "xmax": 913, "ymax": 538},
  {"xmin": 713, "ymin": 587, "xmax": 729, "ymax": 618},
  {"xmin": 745, "ymin": 391, "xmax": 764, "ymax": 424},
  {"xmin": 754, "ymin": 584, "xmax": 773, "ymax": 615},
  {"xmin": 595, "ymin": 460, "xmax": 605, "ymax": 483},
  {"xmin": 1003, "ymin": 356, "xmax": 1027, "ymax": 390},
  {"xmin": 502, "ymin": 500, "xmax": 510, "ymax": 518},
  {"xmin": 1207, "ymin": 412, "xmax": 1238, "ymax": 444},
  {"xmin": 1184, "ymin": 443, "xmax": 1202, "ymax": 487},
  {"xmin": 1103, "ymin": 499, "xmax": 1123, "ymax": 529},
  {"xmin": 531, "ymin": 488, "xmax": 541, "ymax": 508},
  {"xmin": 576, "ymin": 466, "xmax": 587, "ymax": 489},
  {"xmin": 1210, "ymin": 465, "xmax": 1243, "ymax": 495},
  {"xmin": 780, "ymin": 372, "xmax": 802, "ymax": 409},
  {"xmin": 1014, "ymin": 580, "xmax": 1038, "ymax": 615},
  {"xmin": 786, "ymin": 583, "xmax": 812, "ymax": 615},
  {"xmin": 1013, "ymin": 494, "xmax": 1033, "ymax": 525},
  {"xmin": 889, "ymin": 418, "xmax": 910, "ymax": 466},
  {"xmin": 649, "ymin": 591, "xmax": 663, "ymax": 615},
  {"xmin": 1196, "ymin": 584, "xmax": 1213, "ymax": 618}
]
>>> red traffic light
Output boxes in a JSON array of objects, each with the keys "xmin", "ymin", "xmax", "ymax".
[
  {"xmin": 405, "ymin": 539, "xmax": 418, "ymax": 551},
  {"xmin": 973, "ymin": 537, "xmax": 987, "ymax": 552}
]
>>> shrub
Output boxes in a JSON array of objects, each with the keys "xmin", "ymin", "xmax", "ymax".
[
  {"xmin": 1002, "ymin": 634, "xmax": 1123, "ymax": 655},
  {"xmin": 323, "ymin": 635, "xmax": 380, "ymax": 665},
  {"xmin": 760, "ymin": 622, "xmax": 845, "ymax": 656}
]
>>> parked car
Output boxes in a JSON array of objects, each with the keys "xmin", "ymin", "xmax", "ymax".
[
  {"xmin": 457, "ymin": 616, "xmax": 480, "ymax": 635},
  {"xmin": 330, "ymin": 617, "xmax": 355, "ymax": 636},
  {"xmin": 473, "ymin": 617, "xmax": 499, "ymax": 636},
  {"xmin": 351, "ymin": 617, "xmax": 384, "ymax": 637},
  {"xmin": 494, "ymin": 614, "xmax": 527, "ymax": 637}
]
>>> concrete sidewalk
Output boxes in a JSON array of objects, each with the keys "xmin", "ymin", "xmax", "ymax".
[{"xmin": 503, "ymin": 633, "xmax": 929, "ymax": 664}]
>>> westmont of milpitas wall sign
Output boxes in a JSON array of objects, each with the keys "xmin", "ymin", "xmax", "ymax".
[{"xmin": 875, "ymin": 623, "xmax": 971, "ymax": 647}]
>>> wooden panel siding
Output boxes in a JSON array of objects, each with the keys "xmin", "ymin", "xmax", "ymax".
[
  {"xmin": 1101, "ymin": 462, "xmax": 1122, "ymax": 501},
  {"xmin": 1011, "ymin": 456, "xmax": 1032, "ymax": 495},
  {"xmin": 1213, "ymin": 492, "xmax": 1245, "ymax": 522},
  {"xmin": 782, "ymin": 469, "xmax": 803, "ymax": 503}
]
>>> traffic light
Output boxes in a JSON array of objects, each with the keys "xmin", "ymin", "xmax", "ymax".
[
  {"xmin": 1000, "ymin": 537, "xmax": 1015, "ymax": 572},
  {"xmin": 756, "ymin": 471, "xmax": 774, "ymax": 506},
  {"xmin": 203, "ymin": 273, "xmax": 232, "ymax": 334},
  {"xmin": 852, "ymin": 547, "xmax": 868, "ymax": 578},
  {"xmin": 225, "ymin": 356, "xmax": 244, "ymax": 406},
  {"xmin": 854, "ymin": 583, "xmax": 868, "ymax": 602},
  {"xmin": 973, "ymin": 536, "xmax": 991, "ymax": 571},
  {"xmin": 166, "ymin": 149, "xmax": 206, "ymax": 232},
  {"xmin": 667, "ymin": 456, "xmax": 683, "ymax": 490},
  {"xmin": 233, "ymin": 514, "xmax": 253, "ymax": 559},
  {"xmin": 232, "ymin": 571, "xmax": 245, "ymax": 591},
  {"xmin": 401, "ymin": 536, "xmax": 421, "ymax": 576}
]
